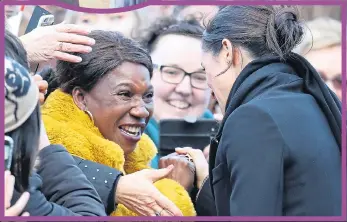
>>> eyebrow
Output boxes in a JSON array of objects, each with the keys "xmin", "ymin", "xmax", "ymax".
[
  {"xmin": 163, "ymin": 64, "xmax": 205, "ymax": 72},
  {"xmin": 115, "ymin": 82, "xmax": 154, "ymax": 91}
]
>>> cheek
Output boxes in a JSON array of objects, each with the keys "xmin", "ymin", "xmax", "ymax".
[
  {"xmin": 152, "ymin": 74, "xmax": 175, "ymax": 100},
  {"xmin": 192, "ymin": 89, "xmax": 210, "ymax": 105}
]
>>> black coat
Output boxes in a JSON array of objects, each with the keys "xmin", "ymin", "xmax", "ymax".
[
  {"xmin": 11, "ymin": 145, "xmax": 123, "ymax": 216},
  {"xmin": 197, "ymin": 55, "xmax": 342, "ymax": 216}
]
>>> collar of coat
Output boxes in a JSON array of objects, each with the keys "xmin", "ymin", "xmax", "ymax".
[{"xmin": 41, "ymin": 89, "xmax": 157, "ymax": 175}]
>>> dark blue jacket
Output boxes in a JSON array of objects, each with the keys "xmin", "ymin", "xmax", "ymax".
[{"xmin": 196, "ymin": 55, "xmax": 342, "ymax": 216}]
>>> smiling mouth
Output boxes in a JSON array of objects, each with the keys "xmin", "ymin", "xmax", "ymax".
[
  {"xmin": 119, "ymin": 126, "xmax": 142, "ymax": 137},
  {"xmin": 168, "ymin": 100, "xmax": 190, "ymax": 109}
]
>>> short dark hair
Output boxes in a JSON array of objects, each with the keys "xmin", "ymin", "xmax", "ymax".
[
  {"xmin": 202, "ymin": 6, "xmax": 304, "ymax": 60},
  {"xmin": 5, "ymin": 29, "xmax": 29, "ymax": 70},
  {"xmin": 138, "ymin": 17, "xmax": 204, "ymax": 53},
  {"xmin": 54, "ymin": 30, "xmax": 153, "ymax": 94},
  {"xmin": 6, "ymin": 104, "xmax": 41, "ymax": 192}
]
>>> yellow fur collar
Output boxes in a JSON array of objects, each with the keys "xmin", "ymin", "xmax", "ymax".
[{"xmin": 42, "ymin": 89, "xmax": 157, "ymax": 174}]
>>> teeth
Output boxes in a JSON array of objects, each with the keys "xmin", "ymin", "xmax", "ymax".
[
  {"xmin": 169, "ymin": 100, "xmax": 190, "ymax": 109},
  {"xmin": 121, "ymin": 126, "xmax": 141, "ymax": 135}
]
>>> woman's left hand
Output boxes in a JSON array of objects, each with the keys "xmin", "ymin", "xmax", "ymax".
[
  {"xmin": 159, "ymin": 153, "xmax": 195, "ymax": 192},
  {"xmin": 175, "ymin": 147, "xmax": 209, "ymax": 189}
]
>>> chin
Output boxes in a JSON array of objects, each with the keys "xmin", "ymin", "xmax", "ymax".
[{"xmin": 122, "ymin": 144, "xmax": 137, "ymax": 155}]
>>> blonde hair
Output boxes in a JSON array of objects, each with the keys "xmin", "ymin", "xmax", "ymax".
[{"xmin": 294, "ymin": 17, "xmax": 341, "ymax": 54}]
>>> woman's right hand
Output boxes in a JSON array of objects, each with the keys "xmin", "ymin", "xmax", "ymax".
[
  {"xmin": 19, "ymin": 23, "xmax": 95, "ymax": 64},
  {"xmin": 115, "ymin": 165, "xmax": 183, "ymax": 216},
  {"xmin": 175, "ymin": 148, "xmax": 209, "ymax": 189},
  {"xmin": 5, "ymin": 171, "xmax": 30, "ymax": 216}
]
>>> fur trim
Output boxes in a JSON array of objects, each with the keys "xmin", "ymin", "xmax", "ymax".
[{"xmin": 42, "ymin": 90, "xmax": 196, "ymax": 216}]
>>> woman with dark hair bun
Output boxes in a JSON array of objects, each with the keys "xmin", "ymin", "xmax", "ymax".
[{"xmin": 176, "ymin": 6, "xmax": 342, "ymax": 216}]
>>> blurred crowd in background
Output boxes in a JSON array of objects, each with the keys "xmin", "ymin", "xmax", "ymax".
[
  {"xmin": 59, "ymin": 0, "xmax": 147, "ymax": 8},
  {"xmin": 5, "ymin": 4, "xmax": 344, "ymax": 108}
]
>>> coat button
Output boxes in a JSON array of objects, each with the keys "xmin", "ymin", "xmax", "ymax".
[
  {"xmin": 109, "ymin": 172, "xmax": 112, "ymax": 175},
  {"xmin": 105, "ymin": 180, "xmax": 108, "ymax": 184},
  {"xmin": 92, "ymin": 177, "xmax": 95, "ymax": 180},
  {"xmin": 97, "ymin": 169, "xmax": 99, "ymax": 172},
  {"xmin": 85, "ymin": 165, "xmax": 88, "ymax": 168}
]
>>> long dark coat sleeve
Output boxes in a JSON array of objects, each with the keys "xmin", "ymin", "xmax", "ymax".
[{"xmin": 11, "ymin": 145, "xmax": 107, "ymax": 216}]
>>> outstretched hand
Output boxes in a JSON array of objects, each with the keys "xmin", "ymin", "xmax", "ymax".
[{"xmin": 115, "ymin": 165, "xmax": 183, "ymax": 216}]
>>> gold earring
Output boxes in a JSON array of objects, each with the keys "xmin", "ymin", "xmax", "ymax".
[{"xmin": 84, "ymin": 108, "xmax": 94, "ymax": 124}]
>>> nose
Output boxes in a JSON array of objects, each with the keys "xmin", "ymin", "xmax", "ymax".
[
  {"xmin": 175, "ymin": 75, "xmax": 192, "ymax": 96},
  {"xmin": 130, "ymin": 103, "xmax": 150, "ymax": 119}
]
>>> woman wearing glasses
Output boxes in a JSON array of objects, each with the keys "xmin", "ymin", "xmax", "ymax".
[
  {"xmin": 295, "ymin": 17, "xmax": 342, "ymax": 101},
  {"xmin": 139, "ymin": 17, "xmax": 213, "ymax": 170},
  {"xmin": 175, "ymin": 6, "xmax": 342, "ymax": 216}
]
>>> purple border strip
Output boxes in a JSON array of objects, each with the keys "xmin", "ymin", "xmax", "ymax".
[
  {"xmin": 1, "ymin": 0, "xmax": 5, "ymax": 219},
  {"xmin": 1, "ymin": 0, "xmax": 346, "ymax": 221},
  {"xmin": 1, "ymin": 0, "xmax": 345, "ymax": 13},
  {"xmin": 341, "ymin": 2, "xmax": 347, "ymax": 220}
]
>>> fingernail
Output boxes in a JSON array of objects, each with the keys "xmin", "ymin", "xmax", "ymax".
[
  {"xmin": 86, "ymin": 47, "xmax": 92, "ymax": 52},
  {"xmin": 167, "ymin": 164, "xmax": 174, "ymax": 170},
  {"xmin": 89, "ymin": 39, "xmax": 96, "ymax": 45},
  {"xmin": 76, "ymin": 57, "xmax": 82, "ymax": 62}
]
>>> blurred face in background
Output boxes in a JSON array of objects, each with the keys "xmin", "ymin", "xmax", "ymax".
[
  {"xmin": 177, "ymin": 6, "xmax": 219, "ymax": 25},
  {"xmin": 305, "ymin": 44, "xmax": 342, "ymax": 100},
  {"xmin": 75, "ymin": 12, "xmax": 139, "ymax": 37},
  {"xmin": 5, "ymin": 6, "xmax": 19, "ymax": 18},
  {"xmin": 150, "ymin": 34, "xmax": 211, "ymax": 121}
]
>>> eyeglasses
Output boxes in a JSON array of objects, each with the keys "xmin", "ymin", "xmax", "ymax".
[
  {"xmin": 153, "ymin": 64, "xmax": 208, "ymax": 90},
  {"xmin": 320, "ymin": 73, "xmax": 342, "ymax": 90}
]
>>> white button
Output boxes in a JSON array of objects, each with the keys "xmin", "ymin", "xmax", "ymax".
[
  {"xmin": 109, "ymin": 173, "xmax": 112, "ymax": 175},
  {"xmin": 85, "ymin": 165, "xmax": 88, "ymax": 168},
  {"xmin": 97, "ymin": 169, "xmax": 99, "ymax": 172},
  {"xmin": 105, "ymin": 180, "xmax": 108, "ymax": 184},
  {"xmin": 92, "ymin": 177, "xmax": 95, "ymax": 180}
]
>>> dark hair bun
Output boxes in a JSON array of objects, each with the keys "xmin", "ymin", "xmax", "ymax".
[{"xmin": 266, "ymin": 6, "xmax": 304, "ymax": 58}]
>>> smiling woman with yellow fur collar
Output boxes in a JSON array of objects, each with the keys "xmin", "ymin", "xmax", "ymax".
[{"xmin": 42, "ymin": 30, "xmax": 196, "ymax": 217}]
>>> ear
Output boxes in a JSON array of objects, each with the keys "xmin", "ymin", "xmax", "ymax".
[
  {"xmin": 72, "ymin": 87, "xmax": 87, "ymax": 111},
  {"xmin": 221, "ymin": 38, "xmax": 233, "ymax": 64},
  {"xmin": 222, "ymin": 38, "xmax": 242, "ymax": 66}
]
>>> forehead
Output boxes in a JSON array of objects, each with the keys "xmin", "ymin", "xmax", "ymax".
[
  {"xmin": 151, "ymin": 34, "xmax": 202, "ymax": 67},
  {"xmin": 93, "ymin": 62, "xmax": 151, "ymax": 93}
]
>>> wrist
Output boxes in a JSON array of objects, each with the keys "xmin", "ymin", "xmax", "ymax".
[{"xmin": 114, "ymin": 175, "xmax": 123, "ymax": 205}]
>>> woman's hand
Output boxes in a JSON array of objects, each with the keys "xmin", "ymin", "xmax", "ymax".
[
  {"xmin": 5, "ymin": 171, "xmax": 30, "ymax": 216},
  {"xmin": 115, "ymin": 165, "xmax": 183, "ymax": 216},
  {"xmin": 33, "ymin": 74, "xmax": 48, "ymax": 105},
  {"xmin": 158, "ymin": 153, "xmax": 195, "ymax": 192},
  {"xmin": 19, "ymin": 23, "xmax": 95, "ymax": 64},
  {"xmin": 175, "ymin": 147, "xmax": 209, "ymax": 189},
  {"xmin": 38, "ymin": 120, "xmax": 50, "ymax": 151},
  {"xmin": 203, "ymin": 145, "xmax": 210, "ymax": 162}
]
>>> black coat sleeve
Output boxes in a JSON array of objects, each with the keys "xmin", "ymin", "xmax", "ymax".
[
  {"xmin": 194, "ymin": 177, "xmax": 217, "ymax": 216},
  {"xmin": 222, "ymin": 104, "xmax": 285, "ymax": 216},
  {"xmin": 36, "ymin": 144, "xmax": 107, "ymax": 216},
  {"xmin": 72, "ymin": 156, "xmax": 123, "ymax": 215},
  {"xmin": 11, "ymin": 173, "xmax": 92, "ymax": 216}
]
